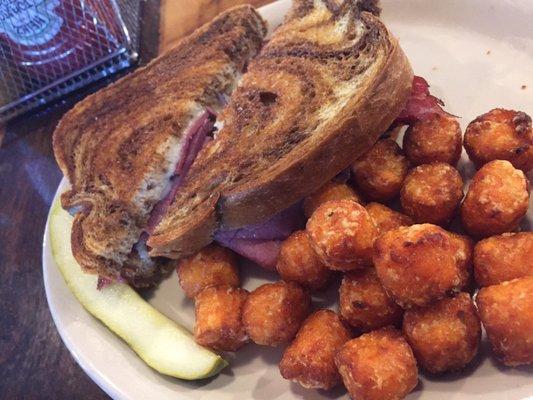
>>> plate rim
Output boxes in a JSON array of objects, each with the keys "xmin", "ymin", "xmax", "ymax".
[
  {"xmin": 43, "ymin": 3, "xmax": 293, "ymax": 397},
  {"xmin": 43, "ymin": 178, "xmax": 127, "ymax": 400},
  {"xmin": 43, "ymin": 0, "xmax": 533, "ymax": 399}
]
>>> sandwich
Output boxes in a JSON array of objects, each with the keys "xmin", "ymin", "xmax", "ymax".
[
  {"xmin": 55, "ymin": 0, "xmax": 449, "ymax": 283},
  {"xmin": 53, "ymin": 5, "xmax": 267, "ymax": 287},
  {"xmin": 146, "ymin": 0, "xmax": 414, "ymax": 260}
]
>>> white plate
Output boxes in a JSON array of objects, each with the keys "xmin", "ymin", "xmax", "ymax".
[{"xmin": 44, "ymin": 1, "xmax": 533, "ymax": 399}]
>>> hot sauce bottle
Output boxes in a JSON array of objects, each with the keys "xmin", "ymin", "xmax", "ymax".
[
  {"xmin": 0, "ymin": 0, "xmax": 129, "ymax": 83},
  {"xmin": 0, "ymin": 0, "xmax": 137, "ymax": 122}
]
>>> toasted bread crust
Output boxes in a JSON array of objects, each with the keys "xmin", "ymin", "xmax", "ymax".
[
  {"xmin": 148, "ymin": 1, "xmax": 413, "ymax": 259},
  {"xmin": 221, "ymin": 36, "xmax": 412, "ymax": 225},
  {"xmin": 52, "ymin": 6, "xmax": 267, "ymax": 284}
]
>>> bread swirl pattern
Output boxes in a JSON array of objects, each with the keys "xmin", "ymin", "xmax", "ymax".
[
  {"xmin": 52, "ymin": 6, "xmax": 267, "ymax": 286},
  {"xmin": 149, "ymin": 0, "xmax": 413, "ymax": 258}
]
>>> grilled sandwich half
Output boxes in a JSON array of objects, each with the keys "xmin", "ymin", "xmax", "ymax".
[
  {"xmin": 148, "ymin": 0, "xmax": 414, "ymax": 259},
  {"xmin": 53, "ymin": 6, "xmax": 267, "ymax": 287}
]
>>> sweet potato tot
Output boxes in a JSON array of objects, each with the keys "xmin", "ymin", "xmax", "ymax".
[
  {"xmin": 194, "ymin": 285, "xmax": 249, "ymax": 352},
  {"xmin": 374, "ymin": 224, "xmax": 470, "ymax": 308},
  {"xmin": 339, "ymin": 268, "xmax": 403, "ymax": 333},
  {"xmin": 464, "ymin": 108, "xmax": 533, "ymax": 172},
  {"xmin": 460, "ymin": 160, "xmax": 529, "ymax": 237},
  {"xmin": 402, "ymin": 293, "xmax": 481, "ymax": 374},
  {"xmin": 335, "ymin": 327, "xmax": 418, "ymax": 400},
  {"xmin": 276, "ymin": 230, "xmax": 332, "ymax": 290},
  {"xmin": 474, "ymin": 232, "xmax": 533, "ymax": 286},
  {"xmin": 177, "ymin": 244, "xmax": 239, "ymax": 298},
  {"xmin": 400, "ymin": 162, "xmax": 463, "ymax": 226},
  {"xmin": 243, "ymin": 281, "xmax": 310, "ymax": 346},
  {"xmin": 352, "ymin": 139, "xmax": 409, "ymax": 201},
  {"xmin": 476, "ymin": 277, "xmax": 533, "ymax": 366},
  {"xmin": 307, "ymin": 200, "xmax": 377, "ymax": 271},
  {"xmin": 403, "ymin": 114, "xmax": 462, "ymax": 166},
  {"xmin": 279, "ymin": 310, "xmax": 351, "ymax": 390}
]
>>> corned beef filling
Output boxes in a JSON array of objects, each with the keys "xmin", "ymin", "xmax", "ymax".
[
  {"xmin": 145, "ymin": 109, "xmax": 217, "ymax": 234},
  {"xmin": 214, "ymin": 202, "xmax": 306, "ymax": 270},
  {"xmin": 97, "ymin": 110, "xmax": 218, "ymax": 289},
  {"xmin": 214, "ymin": 76, "xmax": 455, "ymax": 269},
  {"xmin": 120, "ymin": 75, "xmax": 454, "ymax": 278},
  {"xmin": 392, "ymin": 76, "xmax": 455, "ymax": 126}
]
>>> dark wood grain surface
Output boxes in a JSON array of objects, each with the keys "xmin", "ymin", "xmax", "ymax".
[
  {"xmin": 0, "ymin": 111, "xmax": 102, "ymax": 399},
  {"xmin": 0, "ymin": 1, "xmax": 277, "ymax": 398},
  {"xmin": 0, "ymin": 1, "xmax": 160, "ymax": 398}
]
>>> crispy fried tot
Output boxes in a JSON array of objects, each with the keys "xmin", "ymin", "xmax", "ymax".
[
  {"xmin": 476, "ymin": 277, "xmax": 533, "ymax": 366},
  {"xmin": 194, "ymin": 285, "xmax": 248, "ymax": 352},
  {"xmin": 460, "ymin": 160, "xmax": 529, "ymax": 237},
  {"xmin": 474, "ymin": 232, "xmax": 533, "ymax": 286},
  {"xmin": 243, "ymin": 281, "xmax": 310, "ymax": 346},
  {"xmin": 276, "ymin": 230, "xmax": 332, "ymax": 290},
  {"xmin": 352, "ymin": 139, "xmax": 409, "ymax": 201},
  {"xmin": 402, "ymin": 293, "xmax": 481, "ymax": 374},
  {"xmin": 177, "ymin": 244, "xmax": 239, "ymax": 298},
  {"xmin": 374, "ymin": 224, "xmax": 470, "ymax": 308},
  {"xmin": 335, "ymin": 327, "xmax": 418, "ymax": 400},
  {"xmin": 339, "ymin": 268, "xmax": 403, "ymax": 333},
  {"xmin": 307, "ymin": 200, "xmax": 378, "ymax": 271},
  {"xmin": 403, "ymin": 114, "xmax": 462, "ymax": 166},
  {"xmin": 400, "ymin": 162, "xmax": 463, "ymax": 226},
  {"xmin": 279, "ymin": 310, "xmax": 351, "ymax": 390},
  {"xmin": 464, "ymin": 108, "xmax": 533, "ymax": 172}
]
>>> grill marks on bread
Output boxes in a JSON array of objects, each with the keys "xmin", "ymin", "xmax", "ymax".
[{"xmin": 52, "ymin": 6, "xmax": 267, "ymax": 285}]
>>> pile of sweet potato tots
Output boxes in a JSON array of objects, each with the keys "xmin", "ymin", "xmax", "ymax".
[{"xmin": 177, "ymin": 108, "xmax": 532, "ymax": 400}]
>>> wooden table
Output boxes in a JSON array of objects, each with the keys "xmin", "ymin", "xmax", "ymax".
[{"xmin": 0, "ymin": 0, "xmax": 269, "ymax": 398}]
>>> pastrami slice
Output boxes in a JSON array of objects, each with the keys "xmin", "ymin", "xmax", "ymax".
[
  {"xmin": 216, "ymin": 237, "xmax": 282, "ymax": 270},
  {"xmin": 146, "ymin": 110, "xmax": 216, "ymax": 235},
  {"xmin": 213, "ymin": 202, "xmax": 305, "ymax": 269},
  {"xmin": 215, "ymin": 202, "xmax": 305, "ymax": 242},
  {"xmin": 393, "ymin": 76, "xmax": 456, "ymax": 126}
]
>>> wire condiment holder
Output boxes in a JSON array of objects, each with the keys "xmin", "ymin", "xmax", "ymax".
[{"xmin": 0, "ymin": 0, "xmax": 141, "ymax": 123}]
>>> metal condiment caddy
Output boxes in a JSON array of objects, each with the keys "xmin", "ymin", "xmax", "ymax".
[{"xmin": 0, "ymin": 0, "xmax": 141, "ymax": 123}]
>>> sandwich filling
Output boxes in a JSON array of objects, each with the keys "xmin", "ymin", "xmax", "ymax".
[
  {"xmin": 138, "ymin": 106, "xmax": 305, "ymax": 271},
  {"xmin": 392, "ymin": 76, "xmax": 454, "ymax": 126},
  {"xmin": 112, "ymin": 108, "xmax": 219, "ymax": 285},
  {"xmin": 139, "ymin": 75, "xmax": 451, "ymax": 272},
  {"xmin": 214, "ymin": 202, "xmax": 306, "ymax": 269},
  {"xmin": 145, "ymin": 109, "xmax": 217, "ymax": 235}
]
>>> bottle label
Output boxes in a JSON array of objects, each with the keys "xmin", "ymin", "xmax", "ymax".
[{"xmin": 0, "ymin": 0, "xmax": 63, "ymax": 46}]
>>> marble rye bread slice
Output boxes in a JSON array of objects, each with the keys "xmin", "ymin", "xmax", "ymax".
[
  {"xmin": 148, "ymin": 0, "xmax": 414, "ymax": 259},
  {"xmin": 52, "ymin": 6, "xmax": 267, "ymax": 286}
]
